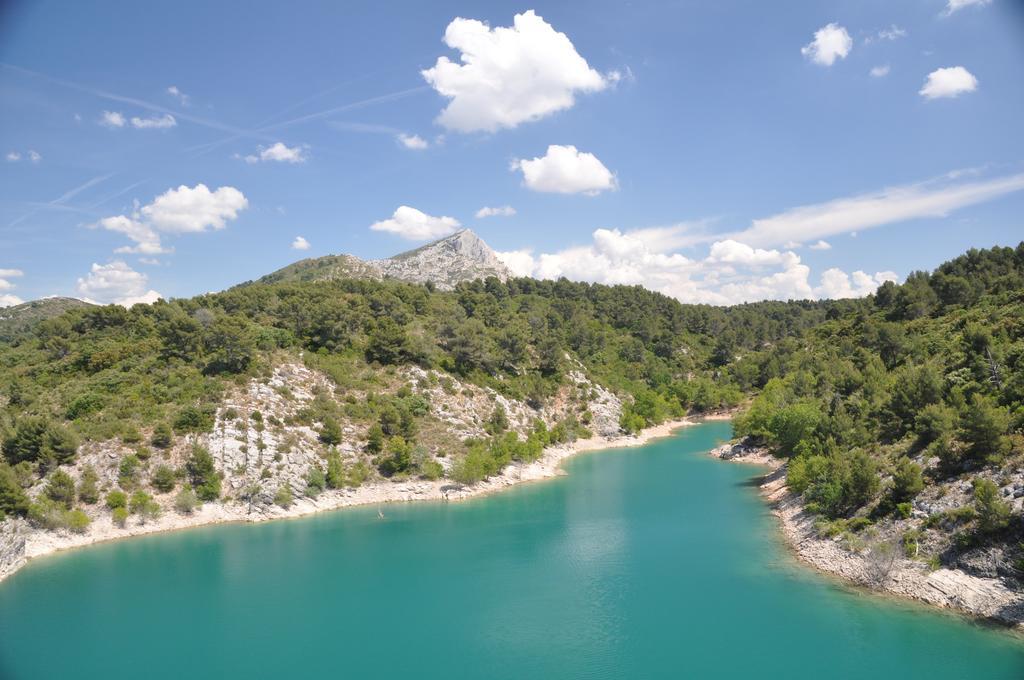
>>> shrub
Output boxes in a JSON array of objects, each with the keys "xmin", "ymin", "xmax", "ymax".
[
  {"xmin": 185, "ymin": 445, "xmax": 221, "ymax": 501},
  {"xmin": 105, "ymin": 490, "xmax": 127, "ymax": 510},
  {"xmin": 44, "ymin": 469, "xmax": 77, "ymax": 509},
  {"xmin": 118, "ymin": 453, "xmax": 141, "ymax": 490},
  {"xmin": 319, "ymin": 417, "xmax": 342, "ymax": 446},
  {"xmin": 77, "ymin": 465, "xmax": 100, "ymax": 504},
  {"xmin": 274, "ymin": 485, "xmax": 293, "ymax": 508},
  {"xmin": 174, "ymin": 488, "xmax": 198, "ymax": 515},
  {"xmin": 129, "ymin": 490, "xmax": 161, "ymax": 523},
  {"xmin": 151, "ymin": 423, "xmax": 173, "ymax": 449},
  {"xmin": 65, "ymin": 509, "xmax": 91, "ymax": 534},
  {"xmin": 305, "ymin": 467, "xmax": 326, "ymax": 498},
  {"xmin": 112, "ymin": 506, "xmax": 129, "ymax": 527},
  {"xmin": 151, "ymin": 464, "xmax": 177, "ymax": 493},
  {"xmin": 2, "ymin": 417, "xmax": 79, "ymax": 466},
  {"xmin": 0, "ymin": 463, "xmax": 30, "ymax": 518},
  {"xmin": 973, "ymin": 478, "xmax": 1011, "ymax": 534},
  {"xmin": 891, "ymin": 459, "xmax": 924, "ymax": 503}
]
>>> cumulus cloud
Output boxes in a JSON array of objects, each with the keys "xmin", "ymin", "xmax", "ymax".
[
  {"xmin": 0, "ymin": 268, "xmax": 24, "ymax": 305},
  {"xmin": 100, "ymin": 111, "xmax": 126, "ymax": 128},
  {"xmin": 422, "ymin": 10, "xmax": 612, "ymax": 132},
  {"xmin": 243, "ymin": 142, "xmax": 309, "ymax": 164},
  {"xmin": 291, "ymin": 236, "xmax": 311, "ymax": 250},
  {"xmin": 93, "ymin": 183, "xmax": 248, "ymax": 253},
  {"xmin": 370, "ymin": 206, "xmax": 461, "ymax": 241},
  {"xmin": 512, "ymin": 145, "xmax": 616, "ymax": 195},
  {"xmin": 809, "ymin": 240, "xmax": 832, "ymax": 250},
  {"xmin": 76, "ymin": 261, "xmax": 162, "ymax": 307},
  {"xmin": 167, "ymin": 85, "xmax": 190, "ymax": 106},
  {"xmin": 5, "ymin": 151, "xmax": 20, "ymax": 162},
  {"xmin": 397, "ymin": 133, "xmax": 428, "ymax": 150},
  {"xmin": 729, "ymin": 171, "xmax": 1024, "ymax": 248},
  {"xmin": 944, "ymin": 0, "xmax": 991, "ymax": 15},
  {"xmin": 920, "ymin": 66, "xmax": 978, "ymax": 99},
  {"xmin": 28, "ymin": 150, "xmax": 41, "ymax": 163},
  {"xmin": 870, "ymin": 65, "xmax": 891, "ymax": 78},
  {"xmin": 801, "ymin": 23, "xmax": 852, "ymax": 66},
  {"xmin": 130, "ymin": 113, "xmax": 177, "ymax": 129},
  {"xmin": 497, "ymin": 229, "xmax": 899, "ymax": 305},
  {"xmin": 475, "ymin": 205, "xmax": 516, "ymax": 218}
]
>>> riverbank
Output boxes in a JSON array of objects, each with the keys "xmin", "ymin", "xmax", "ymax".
[
  {"xmin": 0, "ymin": 417, "xmax": 694, "ymax": 585},
  {"xmin": 709, "ymin": 441, "xmax": 1024, "ymax": 629}
]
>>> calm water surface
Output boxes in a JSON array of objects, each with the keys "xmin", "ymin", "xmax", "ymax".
[{"xmin": 1, "ymin": 421, "xmax": 1022, "ymax": 678}]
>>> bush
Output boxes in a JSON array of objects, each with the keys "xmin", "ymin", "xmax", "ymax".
[
  {"xmin": 185, "ymin": 445, "xmax": 221, "ymax": 501},
  {"xmin": 105, "ymin": 490, "xmax": 127, "ymax": 510},
  {"xmin": 0, "ymin": 463, "xmax": 30, "ymax": 518},
  {"xmin": 129, "ymin": 490, "xmax": 161, "ymax": 523},
  {"xmin": 419, "ymin": 460, "xmax": 443, "ymax": 481},
  {"xmin": 305, "ymin": 466, "xmax": 326, "ymax": 497},
  {"xmin": 65, "ymin": 509, "xmax": 91, "ymax": 534},
  {"xmin": 151, "ymin": 464, "xmax": 177, "ymax": 493},
  {"xmin": 174, "ymin": 406, "xmax": 215, "ymax": 435},
  {"xmin": 174, "ymin": 488, "xmax": 199, "ymax": 515},
  {"xmin": 118, "ymin": 453, "xmax": 141, "ymax": 490},
  {"xmin": 112, "ymin": 506, "xmax": 129, "ymax": 527},
  {"xmin": 151, "ymin": 423, "xmax": 173, "ymax": 449},
  {"xmin": 973, "ymin": 478, "xmax": 1011, "ymax": 534},
  {"xmin": 77, "ymin": 465, "xmax": 100, "ymax": 504},
  {"xmin": 891, "ymin": 458, "xmax": 924, "ymax": 503},
  {"xmin": 44, "ymin": 469, "xmax": 77, "ymax": 509},
  {"xmin": 319, "ymin": 417, "xmax": 342, "ymax": 446},
  {"xmin": 274, "ymin": 485, "xmax": 293, "ymax": 508}
]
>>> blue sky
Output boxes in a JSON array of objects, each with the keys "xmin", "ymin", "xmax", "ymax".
[{"xmin": 1, "ymin": 0, "xmax": 1022, "ymax": 306}]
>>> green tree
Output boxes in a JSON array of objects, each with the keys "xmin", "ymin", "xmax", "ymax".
[
  {"xmin": 185, "ymin": 445, "xmax": 221, "ymax": 501},
  {"xmin": 305, "ymin": 466, "xmax": 326, "ymax": 498},
  {"xmin": 960, "ymin": 393, "xmax": 1012, "ymax": 463},
  {"xmin": 129, "ymin": 490, "xmax": 161, "ymax": 523},
  {"xmin": 891, "ymin": 458, "xmax": 924, "ymax": 503},
  {"xmin": 0, "ymin": 463, "xmax": 30, "ymax": 518},
  {"xmin": 151, "ymin": 422, "xmax": 173, "ymax": 449},
  {"xmin": 973, "ymin": 478, "xmax": 1011, "ymax": 534},
  {"xmin": 44, "ymin": 470, "xmax": 76, "ymax": 509},
  {"xmin": 319, "ymin": 417, "xmax": 342, "ymax": 446},
  {"xmin": 151, "ymin": 464, "xmax": 177, "ymax": 493},
  {"xmin": 77, "ymin": 465, "xmax": 100, "ymax": 504}
]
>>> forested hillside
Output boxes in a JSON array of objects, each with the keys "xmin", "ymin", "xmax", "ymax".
[{"xmin": 734, "ymin": 243, "xmax": 1024, "ymax": 574}]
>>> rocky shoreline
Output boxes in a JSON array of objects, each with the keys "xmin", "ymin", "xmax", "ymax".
[
  {"xmin": 709, "ymin": 441, "xmax": 1024, "ymax": 630},
  {"xmin": 0, "ymin": 418, "xmax": 694, "ymax": 585}
]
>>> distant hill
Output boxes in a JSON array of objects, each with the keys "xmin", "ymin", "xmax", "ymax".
[
  {"xmin": 0, "ymin": 297, "xmax": 93, "ymax": 341},
  {"xmin": 256, "ymin": 229, "xmax": 512, "ymax": 290}
]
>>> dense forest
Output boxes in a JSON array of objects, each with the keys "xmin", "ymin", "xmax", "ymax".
[{"xmin": 1, "ymin": 243, "xmax": 1022, "ymax": 569}]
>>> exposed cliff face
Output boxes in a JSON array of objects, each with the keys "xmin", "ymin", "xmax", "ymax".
[{"xmin": 257, "ymin": 230, "xmax": 512, "ymax": 291}]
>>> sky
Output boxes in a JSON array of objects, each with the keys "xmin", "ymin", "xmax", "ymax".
[{"xmin": 1, "ymin": 0, "xmax": 1023, "ymax": 307}]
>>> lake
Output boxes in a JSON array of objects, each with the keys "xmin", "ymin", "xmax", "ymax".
[{"xmin": 1, "ymin": 421, "xmax": 1022, "ymax": 678}]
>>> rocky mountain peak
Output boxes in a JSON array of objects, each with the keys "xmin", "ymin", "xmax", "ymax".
[{"xmin": 255, "ymin": 229, "xmax": 513, "ymax": 291}]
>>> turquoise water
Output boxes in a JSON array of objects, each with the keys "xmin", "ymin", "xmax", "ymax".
[{"xmin": 1, "ymin": 421, "xmax": 1022, "ymax": 678}]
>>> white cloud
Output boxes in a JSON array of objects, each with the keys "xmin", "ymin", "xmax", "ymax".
[
  {"xmin": 291, "ymin": 236, "xmax": 311, "ymax": 250},
  {"xmin": 944, "ymin": 0, "xmax": 991, "ymax": 15},
  {"xmin": 27, "ymin": 150, "xmax": 41, "ymax": 163},
  {"xmin": 97, "ymin": 215, "xmax": 168, "ymax": 255},
  {"xmin": 422, "ymin": 10, "xmax": 612, "ymax": 132},
  {"xmin": 919, "ymin": 66, "xmax": 978, "ymax": 99},
  {"xmin": 244, "ymin": 142, "xmax": 308, "ymax": 164},
  {"xmin": 167, "ymin": 85, "xmax": 190, "ymax": 106},
  {"xmin": 76, "ymin": 261, "xmax": 162, "ymax": 307},
  {"xmin": 5, "ymin": 150, "xmax": 42, "ymax": 163},
  {"xmin": 730, "ymin": 171, "xmax": 1024, "ymax": 247},
  {"xmin": 130, "ymin": 113, "xmax": 177, "ymax": 129},
  {"xmin": 141, "ymin": 184, "xmax": 248, "ymax": 233},
  {"xmin": 801, "ymin": 23, "xmax": 852, "ymax": 66},
  {"xmin": 370, "ymin": 206, "xmax": 461, "ymax": 241},
  {"xmin": 809, "ymin": 240, "xmax": 832, "ymax": 250},
  {"xmin": 868, "ymin": 25, "xmax": 907, "ymax": 42},
  {"xmin": 512, "ymin": 144, "xmax": 617, "ymax": 195},
  {"xmin": 817, "ymin": 268, "xmax": 898, "ymax": 299},
  {"xmin": 498, "ymin": 228, "xmax": 901, "ymax": 305},
  {"xmin": 0, "ymin": 268, "xmax": 24, "ymax": 303},
  {"xmin": 94, "ymin": 183, "xmax": 248, "ymax": 253},
  {"xmin": 100, "ymin": 111, "xmax": 126, "ymax": 128},
  {"xmin": 397, "ymin": 133, "xmax": 428, "ymax": 150},
  {"xmin": 5, "ymin": 151, "xmax": 21, "ymax": 162},
  {"xmin": 870, "ymin": 65, "xmax": 891, "ymax": 78},
  {"xmin": 475, "ymin": 205, "xmax": 517, "ymax": 218},
  {"xmin": 138, "ymin": 257, "xmax": 161, "ymax": 266}
]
